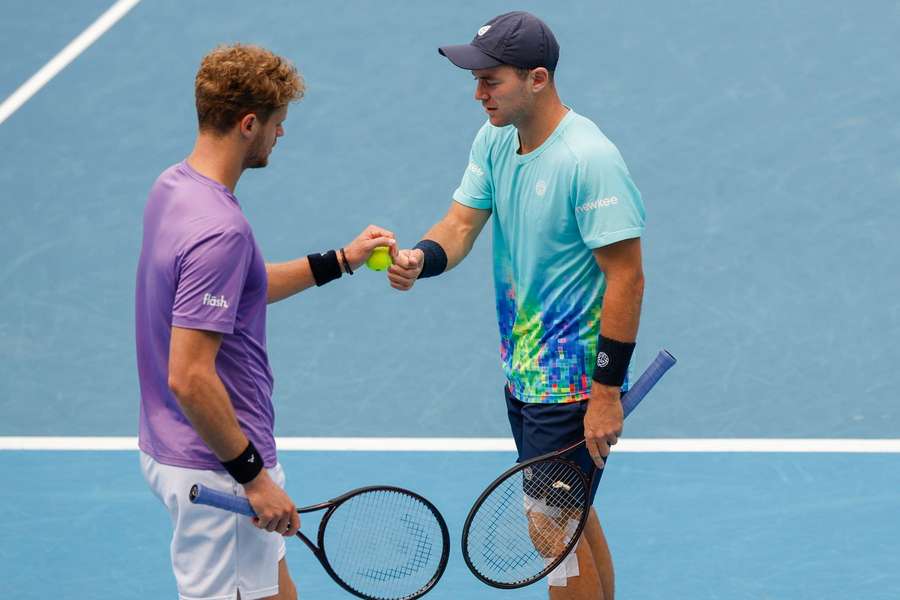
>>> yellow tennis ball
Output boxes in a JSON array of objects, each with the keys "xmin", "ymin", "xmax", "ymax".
[{"xmin": 366, "ymin": 246, "xmax": 392, "ymax": 271}]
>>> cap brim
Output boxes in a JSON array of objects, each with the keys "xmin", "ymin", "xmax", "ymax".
[{"xmin": 438, "ymin": 44, "xmax": 503, "ymax": 70}]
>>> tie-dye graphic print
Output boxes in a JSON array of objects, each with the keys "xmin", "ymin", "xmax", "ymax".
[
  {"xmin": 494, "ymin": 252, "xmax": 617, "ymax": 403},
  {"xmin": 497, "ymin": 279, "xmax": 601, "ymax": 401}
]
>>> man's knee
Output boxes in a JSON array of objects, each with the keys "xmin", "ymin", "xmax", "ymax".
[{"xmin": 548, "ymin": 541, "xmax": 604, "ymax": 600}]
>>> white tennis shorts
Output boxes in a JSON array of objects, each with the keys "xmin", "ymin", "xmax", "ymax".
[{"xmin": 140, "ymin": 452, "xmax": 287, "ymax": 600}]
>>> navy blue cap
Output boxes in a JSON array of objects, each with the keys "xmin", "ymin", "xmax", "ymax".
[{"xmin": 439, "ymin": 11, "xmax": 559, "ymax": 71}]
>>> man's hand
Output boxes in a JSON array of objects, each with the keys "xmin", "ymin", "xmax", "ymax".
[
  {"xmin": 387, "ymin": 248, "xmax": 424, "ymax": 291},
  {"xmin": 243, "ymin": 469, "xmax": 300, "ymax": 536},
  {"xmin": 584, "ymin": 384, "xmax": 624, "ymax": 469},
  {"xmin": 342, "ymin": 225, "xmax": 396, "ymax": 271}
]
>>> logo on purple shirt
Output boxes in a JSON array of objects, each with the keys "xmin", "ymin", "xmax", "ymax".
[{"xmin": 202, "ymin": 293, "xmax": 229, "ymax": 309}]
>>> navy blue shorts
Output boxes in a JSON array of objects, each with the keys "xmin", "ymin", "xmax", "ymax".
[{"xmin": 505, "ymin": 385, "xmax": 605, "ymax": 505}]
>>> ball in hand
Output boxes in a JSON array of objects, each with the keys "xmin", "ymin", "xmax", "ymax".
[{"xmin": 366, "ymin": 246, "xmax": 392, "ymax": 271}]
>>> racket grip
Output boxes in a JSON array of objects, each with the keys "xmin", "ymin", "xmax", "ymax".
[
  {"xmin": 189, "ymin": 484, "xmax": 257, "ymax": 517},
  {"xmin": 621, "ymin": 350, "xmax": 677, "ymax": 418}
]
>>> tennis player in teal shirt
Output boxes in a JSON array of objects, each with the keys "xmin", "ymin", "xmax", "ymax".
[{"xmin": 388, "ymin": 12, "xmax": 645, "ymax": 599}]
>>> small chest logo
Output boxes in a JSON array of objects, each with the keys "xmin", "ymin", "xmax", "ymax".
[
  {"xmin": 202, "ymin": 293, "xmax": 229, "ymax": 309},
  {"xmin": 535, "ymin": 180, "xmax": 547, "ymax": 196}
]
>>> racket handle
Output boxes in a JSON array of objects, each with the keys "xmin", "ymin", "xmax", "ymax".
[
  {"xmin": 621, "ymin": 350, "xmax": 677, "ymax": 418},
  {"xmin": 190, "ymin": 484, "xmax": 257, "ymax": 517}
]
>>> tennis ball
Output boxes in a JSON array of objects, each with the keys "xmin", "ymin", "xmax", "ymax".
[{"xmin": 366, "ymin": 246, "xmax": 392, "ymax": 271}]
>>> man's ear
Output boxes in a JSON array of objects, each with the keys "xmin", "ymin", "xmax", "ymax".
[
  {"xmin": 530, "ymin": 67, "xmax": 550, "ymax": 93},
  {"xmin": 239, "ymin": 113, "xmax": 257, "ymax": 138}
]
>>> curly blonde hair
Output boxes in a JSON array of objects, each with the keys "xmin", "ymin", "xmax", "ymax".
[{"xmin": 195, "ymin": 44, "xmax": 305, "ymax": 134}]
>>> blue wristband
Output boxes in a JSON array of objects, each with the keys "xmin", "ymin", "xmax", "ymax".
[
  {"xmin": 413, "ymin": 239, "xmax": 448, "ymax": 279},
  {"xmin": 592, "ymin": 335, "xmax": 636, "ymax": 387}
]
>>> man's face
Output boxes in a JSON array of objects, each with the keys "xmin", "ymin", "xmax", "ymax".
[
  {"xmin": 472, "ymin": 66, "xmax": 531, "ymax": 127},
  {"xmin": 245, "ymin": 105, "xmax": 288, "ymax": 169}
]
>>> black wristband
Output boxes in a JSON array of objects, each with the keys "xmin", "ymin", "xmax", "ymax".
[
  {"xmin": 413, "ymin": 239, "xmax": 448, "ymax": 279},
  {"xmin": 592, "ymin": 335, "xmax": 636, "ymax": 387},
  {"xmin": 339, "ymin": 247, "xmax": 353, "ymax": 275},
  {"xmin": 307, "ymin": 250, "xmax": 342, "ymax": 286},
  {"xmin": 221, "ymin": 440, "xmax": 263, "ymax": 484}
]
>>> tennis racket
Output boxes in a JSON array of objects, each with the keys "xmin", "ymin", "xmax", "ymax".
[
  {"xmin": 190, "ymin": 484, "xmax": 450, "ymax": 600},
  {"xmin": 461, "ymin": 349, "xmax": 676, "ymax": 589}
]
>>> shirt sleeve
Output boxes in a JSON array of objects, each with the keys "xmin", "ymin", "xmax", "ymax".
[
  {"xmin": 452, "ymin": 122, "xmax": 493, "ymax": 210},
  {"xmin": 573, "ymin": 144, "xmax": 646, "ymax": 249},
  {"xmin": 172, "ymin": 228, "xmax": 254, "ymax": 334}
]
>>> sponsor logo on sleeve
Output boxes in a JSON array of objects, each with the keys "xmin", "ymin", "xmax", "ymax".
[
  {"xmin": 575, "ymin": 196, "xmax": 619, "ymax": 214},
  {"xmin": 202, "ymin": 293, "xmax": 229, "ymax": 309},
  {"xmin": 467, "ymin": 161, "xmax": 485, "ymax": 177}
]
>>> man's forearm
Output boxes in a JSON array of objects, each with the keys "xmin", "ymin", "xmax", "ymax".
[
  {"xmin": 418, "ymin": 206, "xmax": 489, "ymax": 271},
  {"xmin": 171, "ymin": 371, "xmax": 249, "ymax": 461},
  {"xmin": 599, "ymin": 273, "xmax": 644, "ymax": 343},
  {"xmin": 265, "ymin": 258, "xmax": 317, "ymax": 303}
]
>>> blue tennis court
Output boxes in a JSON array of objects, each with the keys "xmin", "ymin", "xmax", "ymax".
[{"xmin": 2, "ymin": 1, "xmax": 899, "ymax": 598}]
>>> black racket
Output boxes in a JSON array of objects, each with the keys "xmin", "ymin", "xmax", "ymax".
[
  {"xmin": 461, "ymin": 350, "xmax": 676, "ymax": 589},
  {"xmin": 190, "ymin": 484, "xmax": 450, "ymax": 600}
]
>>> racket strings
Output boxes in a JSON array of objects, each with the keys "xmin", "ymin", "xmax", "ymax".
[
  {"xmin": 355, "ymin": 514, "xmax": 432, "ymax": 581},
  {"xmin": 466, "ymin": 460, "xmax": 588, "ymax": 585},
  {"xmin": 323, "ymin": 489, "xmax": 445, "ymax": 599}
]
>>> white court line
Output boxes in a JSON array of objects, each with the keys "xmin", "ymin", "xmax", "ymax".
[
  {"xmin": 0, "ymin": 0, "xmax": 142, "ymax": 126},
  {"xmin": 2, "ymin": 437, "xmax": 900, "ymax": 453}
]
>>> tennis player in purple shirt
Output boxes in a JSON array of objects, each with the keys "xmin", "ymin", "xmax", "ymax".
[{"xmin": 135, "ymin": 44, "xmax": 396, "ymax": 600}]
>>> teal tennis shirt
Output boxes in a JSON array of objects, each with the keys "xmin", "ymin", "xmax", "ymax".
[{"xmin": 453, "ymin": 109, "xmax": 645, "ymax": 403}]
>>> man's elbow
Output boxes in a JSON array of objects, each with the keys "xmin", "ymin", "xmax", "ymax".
[{"xmin": 168, "ymin": 369, "xmax": 206, "ymax": 407}]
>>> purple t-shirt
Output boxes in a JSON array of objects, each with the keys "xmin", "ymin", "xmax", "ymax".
[{"xmin": 136, "ymin": 161, "xmax": 276, "ymax": 470}]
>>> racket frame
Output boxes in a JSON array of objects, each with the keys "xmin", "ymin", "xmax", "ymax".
[
  {"xmin": 190, "ymin": 484, "xmax": 450, "ymax": 600},
  {"xmin": 460, "ymin": 349, "xmax": 677, "ymax": 589},
  {"xmin": 461, "ymin": 440, "xmax": 594, "ymax": 588}
]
